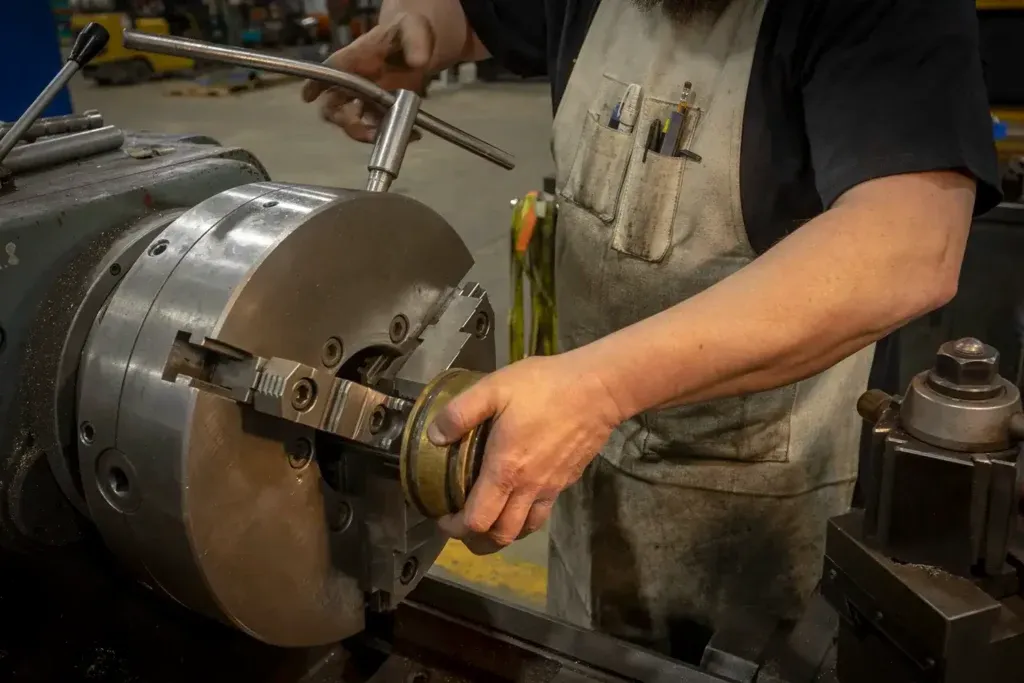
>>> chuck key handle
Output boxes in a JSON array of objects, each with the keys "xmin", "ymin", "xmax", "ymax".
[
  {"xmin": 121, "ymin": 30, "xmax": 515, "ymax": 191},
  {"xmin": 0, "ymin": 22, "xmax": 110, "ymax": 167}
]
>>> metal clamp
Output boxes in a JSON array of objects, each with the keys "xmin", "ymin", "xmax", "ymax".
[{"xmin": 121, "ymin": 30, "xmax": 515, "ymax": 192}]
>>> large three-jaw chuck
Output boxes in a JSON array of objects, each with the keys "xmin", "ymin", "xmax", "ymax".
[
  {"xmin": 4, "ymin": 32, "xmax": 515, "ymax": 647},
  {"xmin": 70, "ymin": 185, "xmax": 495, "ymax": 646}
]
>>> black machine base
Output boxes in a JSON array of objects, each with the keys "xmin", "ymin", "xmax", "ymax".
[{"xmin": 0, "ymin": 536, "xmax": 843, "ymax": 683}]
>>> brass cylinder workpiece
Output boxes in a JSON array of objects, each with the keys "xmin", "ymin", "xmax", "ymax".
[{"xmin": 400, "ymin": 368, "xmax": 490, "ymax": 518}]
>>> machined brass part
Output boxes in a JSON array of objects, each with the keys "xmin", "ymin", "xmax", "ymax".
[{"xmin": 401, "ymin": 368, "xmax": 488, "ymax": 518}]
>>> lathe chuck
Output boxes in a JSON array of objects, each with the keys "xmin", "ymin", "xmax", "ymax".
[{"xmin": 74, "ymin": 183, "xmax": 492, "ymax": 646}]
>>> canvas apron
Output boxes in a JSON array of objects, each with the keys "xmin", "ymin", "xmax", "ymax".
[{"xmin": 548, "ymin": 0, "xmax": 874, "ymax": 655}]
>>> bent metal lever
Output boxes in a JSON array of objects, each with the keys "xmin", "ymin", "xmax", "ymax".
[{"xmin": 121, "ymin": 30, "xmax": 515, "ymax": 191}]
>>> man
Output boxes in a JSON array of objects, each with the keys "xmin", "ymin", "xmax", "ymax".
[{"xmin": 303, "ymin": 0, "xmax": 1001, "ymax": 657}]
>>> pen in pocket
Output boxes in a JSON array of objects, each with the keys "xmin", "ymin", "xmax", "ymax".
[
  {"xmin": 617, "ymin": 84, "xmax": 642, "ymax": 135},
  {"xmin": 643, "ymin": 120, "xmax": 658, "ymax": 162},
  {"xmin": 608, "ymin": 102, "xmax": 621, "ymax": 129}
]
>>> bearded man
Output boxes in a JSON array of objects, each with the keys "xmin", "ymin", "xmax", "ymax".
[{"xmin": 303, "ymin": 0, "xmax": 1001, "ymax": 657}]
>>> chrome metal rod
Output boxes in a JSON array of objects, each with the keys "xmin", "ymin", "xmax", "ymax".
[
  {"xmin": 4, "ymin": 126, "xmax": 125, "ymax": 174},
  {"xmin": 121, "ymin": 30, "xmax": 515, "ymax": 171},
  {"xmin": 0, "ymin": 110, "xmax": 104, "ymax": 142},
  {"xmin": 367, "ymin": 90, "xmax": 421, "ymax": 192},
  {"xmin": 0, "ymin": 62, "xmax": 80, "ymax": 164}
]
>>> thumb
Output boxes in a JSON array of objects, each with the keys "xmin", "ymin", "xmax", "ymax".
[{"xmin": 427, "ymin": 383, "xmax": 497, "ymax": 446}]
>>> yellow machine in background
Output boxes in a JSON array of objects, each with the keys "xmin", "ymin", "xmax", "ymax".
[{"xmin": 69, "ymin": 1, "xmax": 202, "ymax": 85}]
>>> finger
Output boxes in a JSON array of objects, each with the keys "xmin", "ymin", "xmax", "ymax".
[
  {"xmin": 522, "ymin": 498, "xmax": 555, "ymax": 536},
  {"xmin": 458, "ymin": 451, "xmax": 514, "ymax": 538},
  {"xmin": 427, "ymin": 381, "xmax": 499, "ymax": 446},
  {"xmin": 323, "ymin": 98, "xmax": 378, "ymax": 143},
  {"xmin": 398, "ymin": 15, "xmax": 433, "ymax": 68},
  {"xmin": 488, "ymin": 491, "xmax": 537, "ymax": 547},
  {"xmin": 302, "ymin": 77, "xmax": 326, "ymax": 103},
  {"xmin": 438, "ymin": 515, "xmax": 504, "ymax": 556},
  {"xmin": 438, "ymin": 512, "xmax": 463, "ymax": 538},
  {"xmin": 302, "ymin": 57, "xmax": 347, "ymax": 102},
  {"xmin": 302, "ymin": 43, "xmax": 367, "ymax": 102},
  {"xmin": 462, "ymin": 533, "xmax": 504, "ymax": 556}
]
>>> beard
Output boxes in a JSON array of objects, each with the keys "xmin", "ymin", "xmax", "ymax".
[{"xmin": 631, "ymin": 0, "xmax": 735, "ymax": 20}]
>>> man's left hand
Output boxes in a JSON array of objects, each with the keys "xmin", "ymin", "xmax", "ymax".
[{"xmin": 428, "ymin": 354, "xmax": 624, "ymax": 553}]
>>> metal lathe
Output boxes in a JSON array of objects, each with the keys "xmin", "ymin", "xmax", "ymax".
[{"xmin": 2, "ymin": 25, "xmax": 1024, "ymax": 683}]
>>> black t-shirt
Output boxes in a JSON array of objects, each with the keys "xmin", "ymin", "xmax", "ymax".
[{"xmin": 461, "ymin": 0, "xmax": 1003, "ymax": 254}]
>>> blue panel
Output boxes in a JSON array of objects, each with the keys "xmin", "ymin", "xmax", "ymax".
[{"xmin": 0, "ymin": 0, "xmax": 74, "ymax": 121}]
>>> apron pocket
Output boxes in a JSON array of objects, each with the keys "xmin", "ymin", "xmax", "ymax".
[
  {"xmin": 612, "ymin": 150, "xmax": 684, "ymax": 261},
  {"xmin": 561, "ymin": 112, "xmax": 633, "ymax": 223},
  {"xmin": 611, "ymin": 96, "xmax": 700, "ymax": 263},
  {"xmin": 644, "ymin": 387, "xmax": 796, "ymax": 464}
]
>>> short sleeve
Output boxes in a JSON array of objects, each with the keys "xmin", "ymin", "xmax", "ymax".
[
  {"xmin": 801, "ymin": 0, "xmax": 1002, "ymax": 215},
  {"xmin": 460, "ymin": 0, "xmax": 549, "ymax": 77}
]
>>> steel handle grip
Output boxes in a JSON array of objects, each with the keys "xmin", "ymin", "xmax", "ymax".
[{"xmin": 121, "ymin": 30, "xmax": 515, "ymax": 171}]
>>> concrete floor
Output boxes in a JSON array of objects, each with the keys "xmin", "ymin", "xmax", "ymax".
[{"xmin": 69, "ymin": 76, "xmax": 554, "ymax": 608}]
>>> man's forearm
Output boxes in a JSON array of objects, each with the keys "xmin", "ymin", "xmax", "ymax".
[
  {"xmin": 576, "ymin": 172, "xmax": 975, "ymax": 420},
  {"xmin": 380, "ymin": 0, "xmax": 490, "ymax": 70}
]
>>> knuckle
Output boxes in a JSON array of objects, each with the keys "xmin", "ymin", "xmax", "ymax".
[
  {"xmin": 490, "ymin": 532, "xmax": 515, "ymax": 548},
  {"xmin": 494, "ymin": 460, "xmax": 525, "ymax": 492},
  {"xmin": 466, "ymin": 515, "xmax": 491, "ymax": 535}
]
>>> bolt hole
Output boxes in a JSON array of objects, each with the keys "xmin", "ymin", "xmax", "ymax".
[
  {"xmin": 473, "ymin": 311, "xmax": 491, "ymax": 339},
  {"xmin": 406, "ymin": 673, "xmax": 429, "ymax": 683},
  {"xmin": 330, "ymin": 501, "xmax": 353, "ymax": 533},
  {"xmin": 80, "ymin": 422, "xmax": 95, "ymax": 445},
  {"xmin": 262, "ymin": 200, "xmax": 279, "ymax": 208},
  {"xmin": 108, "ymin": 466, "xmax": 130, "ymax": 498},
  {"xmin": 109, "ymin": 263, "xmax": 122, "ymax": 277},
  {"xmin": 400, "ymin": 557, "xmax": 419, "ymax": 585},
  {"xmin": 287, "ymin": 437, "xmax": 313, "ymax": 469},
  {"xmin": 369, "ymin": 405, "xmax": 389, "ymax": 435},
  {"xmin": 148, "ymin": 240, "xmax": 168, "ymax": 257},
  {"xmin": 389, "ymin": 314, "xmax": 409, "ymax": 344}
]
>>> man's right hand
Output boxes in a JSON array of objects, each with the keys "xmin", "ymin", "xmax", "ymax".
[{"xmin": 301, "ymin": 12, "xmax": 436, "ymax": 143}]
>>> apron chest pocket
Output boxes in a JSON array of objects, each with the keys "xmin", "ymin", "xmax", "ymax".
[
  {"xmin": 612, "ymin": 150, "xmax": 684, "ymax": 261},
  {"xmin": 612, "ymin": 96, "xmax": 699, "ymax": 263},
  {"xmin": 561, "ymin": 112, "xmax": 633, "ymax": 223}
]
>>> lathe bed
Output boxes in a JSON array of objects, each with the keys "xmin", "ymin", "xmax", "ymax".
[{"xmin": 0, "ymin": 545, "xmax": 838, "ymax": 683}]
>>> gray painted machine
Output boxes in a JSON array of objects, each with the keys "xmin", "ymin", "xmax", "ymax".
[{"xmin": 0, "ymin": 25, "xmax": 511, "ymax": 648}]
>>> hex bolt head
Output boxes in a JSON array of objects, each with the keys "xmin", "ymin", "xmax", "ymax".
[
  {"xmin": 953, "ymin": 337, "xmax": 986, "ymax": 357},
  {"xmin": 934, "ymin": 339, "xmax": 1000, "ymax": 388}
]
